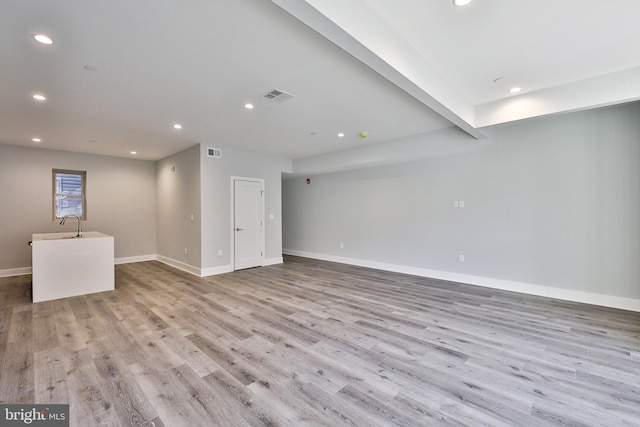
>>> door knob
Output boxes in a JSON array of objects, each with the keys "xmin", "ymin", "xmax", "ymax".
[{"xmin": 235, "ymin": 228, "xmax": 243, "ymax": 231}]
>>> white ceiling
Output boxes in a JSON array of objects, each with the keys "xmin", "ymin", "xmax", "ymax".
[{"xmin": 2, "ymin": 0, "xmax": 639, "ymax": 162}]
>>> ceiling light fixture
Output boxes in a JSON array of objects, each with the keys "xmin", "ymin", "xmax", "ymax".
[
  {"xmin": 33, "ymin": 34, "xmax": 53, "ymax": 45},
  {"xmin": 33, "ymin": 94, "xmax": 46, "ymax": 101},
  {"xmin": 453, "ymin": 0, "xmax": 472, "ymax": 6},
  {"xmin": 130, "ymin": 151, "xmax": 137, "ymax": 155},
  {"xmin": 338, "ymin": 133, "xmax": 345, "ymax": 137},
  {"xmin": 32, "ymin": 138, "xmax": 41, "ymax": 143},
  {"xmin": 509, "ymin": 86, "xmax": 522, "ymax": 94},
  {"xmin": 244, "ymin": 103, "xmax": 254, "ymax": 109},
  {"xmin": 173, "ymin": 124, "xmax": 182, "ymax": 129}
]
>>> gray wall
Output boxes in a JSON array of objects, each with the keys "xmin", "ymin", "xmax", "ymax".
[
  {"xmin": 2, "ymin": 140, "xmax": 291, "ymax": 275},
  {"xmin": 156, "ymin": 145, "xmax": 202, "ymax": 268},
  {"xmin": 0, "ymin": 144, "xmax": 157, "ymax": 270},
  {"xmin": 155, "ymin": 143, "xmax": 291, "ymax": 273},
  {"xmin": 200, "ymin": 145, "xmax": 292, "ymax": 270},
  {"xmin": 283, "ymin": 101, "xmax": 640, "ymax": 300}
]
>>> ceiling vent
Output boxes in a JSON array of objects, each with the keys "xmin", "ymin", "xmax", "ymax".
[
  {"xmin": 207, "ymin": 147, "xmax": 222, "ymax": 158},
  {"xmin": 263, "ymin": 88, "xmax": 294, "ymax": 103}
]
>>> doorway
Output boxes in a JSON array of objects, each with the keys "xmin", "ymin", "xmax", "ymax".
[{"xmin": 232, "ymin": 177, "xmax": 264, "ymax": 270}]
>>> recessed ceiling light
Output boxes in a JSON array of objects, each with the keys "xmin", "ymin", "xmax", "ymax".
[
  {"xmin": 33, "ymin": 34, "xmax": 53, "ymax": 45},
  {"xmin": 509, "ymin": 87, "xmax": 522, "ymax": 94},
  {"xmin": 338, "ymin": 133, "xmax": 345, "ymax": 137},
  {"xmin": 33, "ymin": 94, "xmax": 46, "ymax": 101},
  {"xmin": 244, "ymin": 103, "xmax": 254, "ymax": 109},
  {"xmin": 32, "ymin": 138, "xmax": 41, "ymax": 143},
  {"xmin": 173, "ymin": 124, "xmax": 182, "ymax": 129},
  {"xmin": 130, "ymin": 151, "xmax": 137, "ymax": 155},
  {"xmin": 453, "ymin": 0, "xmax": 472, "ymax": 6}
]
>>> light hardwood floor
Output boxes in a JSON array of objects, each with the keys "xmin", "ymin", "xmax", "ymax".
[{"xmin": 1, "ymin": 256, "xmax": 639, "ymax": 426}]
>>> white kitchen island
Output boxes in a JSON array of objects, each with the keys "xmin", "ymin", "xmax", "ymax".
[{"xmin": 31, "ymin": 231, "xmax": 114, "ymax": 303}]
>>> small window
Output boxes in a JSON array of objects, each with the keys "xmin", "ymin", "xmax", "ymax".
[{"xmin": 52, "ymin": 169, "xmax": 86, "ymax": 220}]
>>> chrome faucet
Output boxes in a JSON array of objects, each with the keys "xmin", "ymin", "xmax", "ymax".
[{"xmin": 59, "ymin": 215, "xmax": 82, "ymax": 237}]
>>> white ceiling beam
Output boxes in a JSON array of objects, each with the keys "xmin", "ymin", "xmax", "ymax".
[
  {"xmin": 271, "ymin": 0, "xmax": 485, "ymax": 140},
  {"xmin": 291, "ymin": 127, "xmax": 488, "ymax": 176},
  {"xmin": 476, "ymin": 66, "xmax": 640, "ymax": 127}
]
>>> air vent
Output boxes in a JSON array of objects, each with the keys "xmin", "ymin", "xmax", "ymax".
[
  {"xmin": 263, "ymin": 88, "xmax": 294, "ymax": 103},
  {"xmin": 207, "ymin": 147, "xmax": 222, "ymax": 158}
]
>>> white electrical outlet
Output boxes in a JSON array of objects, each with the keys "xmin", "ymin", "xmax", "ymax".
[
  {"xmin": 459, "ymin": 254, "xmax": 465, "ymax": 262},
  {"xmin": 184, "ymin": 247, "xmax": 188, "ymax": 255},
  {"xmin": 340, "ymin": 242, "xmax": 344, "ymax": 249},
  {"xmin": 190, "ymin": 213, "xmax": 194, "ymax": 221},
  {"xmin": 453, "ymin": 201, "xmax": 459, "ymax": 208},
  {"xmin": 459, "ymin": 201, "xmax": 465, "ymax": 208},
  {"xmin": 218, "ymin": 249, "xmax": 223, "ymax": 256}
]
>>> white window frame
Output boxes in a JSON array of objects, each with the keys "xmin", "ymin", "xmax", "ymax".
[{"xmin": 52, "ymin": 169, "xmax": 87, "ymax": 220}]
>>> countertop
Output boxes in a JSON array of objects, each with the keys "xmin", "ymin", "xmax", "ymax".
[{"xmin": 32, "ymin": 231, "xmax": 112, "ymax": 241}]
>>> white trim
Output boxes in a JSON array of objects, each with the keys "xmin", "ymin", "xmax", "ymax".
[
  {"xmin": 283, "ymin": 249, "xmax": 640, "ymax": 313},
  {"xmin": 0, "ymin": 254, "xmax": 272, "ymax": 279},
  {"xmin": 115, "ymin": 254, "xmax": 156, "ymax": 265},
  {"xmin": 157, "ymin": 255, "xmax": 234, "ymax": 278},
  {"xmin": 0, "ymin": 267, "xmax": 32, "ymax": 277},
  {"xmin": 2, "ymin": 254, "xmax": 158, "ymax": 277},
  {"xmin": 156, "ymin": 254, "xmax": 201, "ymax": 277},
  {"xmin": 230, "ymin": 176, "xmax": 265, "ymax": 271},
  {"xmin": 263, "ymin": 257, "xmax": 284, "ymax": 267},
  {"xmin": 201, "ymin": 264, "xmax": 234, "ymax": 277}
]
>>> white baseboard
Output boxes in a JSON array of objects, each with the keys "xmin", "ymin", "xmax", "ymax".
[
  {"xmin": 201, "ymin": 264, "xmax": 234, "ymax": 277},
  {"xmin": 156, "ymin": 255, "xmax": 235, "ymax": 278},
  {"xmin": 0, "ymin": 254, "xmax": 282, "ymax": 279},
  {"xmin": 283, "ymin": 249, "xmax": 640, "ymax": 313},
  {"xmin": 263, "ymin": 257, "xmax": 284, "ymax": 267},
  {"xmin": 1, "ymin": 256, "xmax": 157, "ymax": 277},
  {"xmin": 0, "ymin": 267, "xmax": 32, "ymax": 278},
  {"xmin": 156, "ymin": 255, "xmax": 202, "ymax": 277},
  {"xmin": 198, "ymin": 257, "xmax": 283, "ymax": 276},
  {"xmin": 200, "ymin": 257, "xmax": 283, "ymax": 276},
  {"xmin": 115, "ymin": 254, "xmax": 157, "ymax": 265}
]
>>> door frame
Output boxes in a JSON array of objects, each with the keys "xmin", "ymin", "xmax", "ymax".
[{"xmin": 230, "ymin": 176, "xmax": 265, "ymax": 271}]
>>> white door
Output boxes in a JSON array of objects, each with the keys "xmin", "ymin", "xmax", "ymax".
[{"xmin": 233, "ymin": 179, "xmax": 263, "ymax": 270}]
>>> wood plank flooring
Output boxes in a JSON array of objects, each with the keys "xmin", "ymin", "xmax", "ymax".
[{"xmin": 1, "ymin": 255, "xmax": 639, "ymax": 426}]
